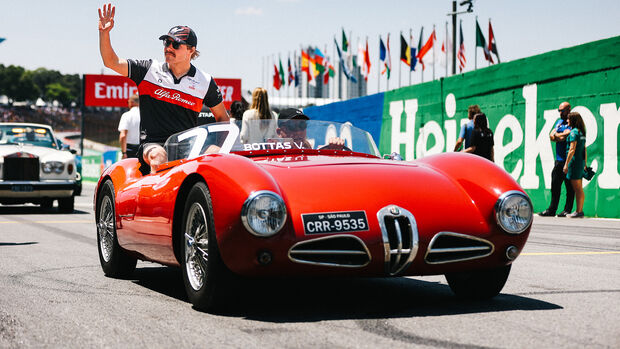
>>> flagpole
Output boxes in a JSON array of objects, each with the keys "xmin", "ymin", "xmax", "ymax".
[
  {"xmin": 432, "ymin": 24, "xmax": 436, "ymax": 81},
  {"xmin": 474, "ymin": 17, "xmax": 478, "ymax": 70},
  {"xmin": 419, "ymin": 27, "xmax": 424, "ymax": 83},
  {"xmin": 488, "ymin": 18, "xmax": 492, "ymax": 67},
  {"xmin": 445, "ymin": 21, "xmax": 449, "ymax": 77},
  {"xmin": 398, "ymin": 31, "xmax": 402, "ymax": 89},
  {"xmin": 386, "ymin": 33, "xmax": 390, "ymax": 91},
  {"xmin": 377, "ymin": 34, "xmax": 381, "ymax": 93},
  {"xmin": 409, "ymin": 28, "xmax": 412, "ymax": 86}
]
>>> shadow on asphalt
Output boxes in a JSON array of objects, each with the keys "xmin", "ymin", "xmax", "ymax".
[
  {"xmin": 129, "ymin": 265, "xmax": 562, "ymax": 321},
  {"xmin": 0, "ymin": 206, "xmax": 89, "ymax": 215}
]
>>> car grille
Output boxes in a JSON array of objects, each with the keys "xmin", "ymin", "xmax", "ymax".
[
  {"xmin": 377, "ymin": 205, "xmax": 419, "ymax": 276},
  {"xmin": 3, "ymin": 153, "xmax": 40, "ymax": 181},
  {"xmin": 288, "ymin": 235, "xmax": 371, "ymax": 267},
  {"xmin": 424, "ymin": 232, "xmax": 494, "ymax": 264}
]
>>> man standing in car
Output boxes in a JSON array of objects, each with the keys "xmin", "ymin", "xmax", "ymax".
[{"xmin": 98, "ymin": 4, "xmax": 229, "ymax": 174}]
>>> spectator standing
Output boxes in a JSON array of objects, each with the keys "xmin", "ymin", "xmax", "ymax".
[
  {"xmin": 563, "ymin": 112, "xmax": 587, "ymax": 218},
  {"xmin": 98, "ymin": 4, "xmax": 229, "ymax": 174},
  {"xmin": 118, "ymin": 94, "xmax": 140, "ymax": 159},
  {"xmin": 539, "ymin": 102, "xmax": 574, "ymax": 217},
  {"xmin": 453, "ymin": 105, "xmax": 481, "ymax": 151},
  {"xmin": 463, "ymin": 113, "xmax": 494, "ymax": 161},
  {"xmin": 240, "ymin": 88, "xmax": 277, "ymax": 143},
  {"xmin": 229, "ymin": 100, "xmax": 247, "ymax": 121}
]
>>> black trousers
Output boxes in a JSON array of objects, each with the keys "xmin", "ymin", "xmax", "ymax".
[
  {"xmin": 547, "ymin": 159, "xmax": 574, "ymax": 213},
  {"xmin": 126, "ymin": 143, "xmax": 139, "ymax": 158}
]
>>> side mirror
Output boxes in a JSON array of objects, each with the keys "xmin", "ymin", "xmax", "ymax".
[{"xmin": 70, "ymin": 149, "xmax": 77, "ymax": 154}]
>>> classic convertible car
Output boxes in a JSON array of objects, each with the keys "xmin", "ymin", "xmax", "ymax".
[
  {"xmin": 0, "ymin": 122, "xmax": 79, "ymax": 212},
  {"xmin": 95, "ymin": 119, "xmax": 533, "ymax": 311}
]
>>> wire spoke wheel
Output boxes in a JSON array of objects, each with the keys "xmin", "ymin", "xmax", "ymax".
[
  {"xmin": 184, "ymin": 202, "xmax": 209, "ymax": 291},
  {"xmin": 98, "ymin": 195, "xmax": 115, "ymax": 262}
]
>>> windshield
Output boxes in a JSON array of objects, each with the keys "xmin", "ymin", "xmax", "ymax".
[
  {"xmin": 0, "ymin": 125, "xmax": 57, "ymax": 148},
  {"xmin": 165, "ymin": 120, "xmax": 380, "ymax": 161}
]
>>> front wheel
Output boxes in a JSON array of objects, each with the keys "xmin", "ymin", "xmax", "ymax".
[
  {"xmin": 96, "ymin": 180, "xmax": 137, "ymax": 278},
  {"xmin": 181, "ymin": 182, "xmax": 229, "ymax": 311},
  {"xmin": 445, "ymin": 264, "xmax": 511, "ymax": 300}
]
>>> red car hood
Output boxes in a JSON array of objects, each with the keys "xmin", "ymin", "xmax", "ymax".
[{"xmin": 253, "ymin": 155, "xmax": 491, "ymax": 238}]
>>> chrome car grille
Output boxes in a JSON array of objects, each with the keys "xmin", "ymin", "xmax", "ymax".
[
  {"xmin": 424, "ymin": 232, "xmax": 494, "ymax": 264},
  {"xmin": 377, "ymin": 205, "xmax": 418, "ymax": 276},
  {"xmin": 288, "ymin": 235, "xmax": 371, "ymax": 267},
  {"xmin": 3, "ymin": 154, "xmax": 40, "ymax": 181}
]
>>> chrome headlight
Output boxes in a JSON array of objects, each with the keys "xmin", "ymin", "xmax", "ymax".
[
  {"xmin": 42, "ymin": 161, "xmax": 65, "ymax": 174},
  {"xmin": 241, "ymin": 190, "xmax": 287, "ymax": 237},
  {"xmin": 495, "ymin": 191, "xmax": 533, "ymax": 234}
]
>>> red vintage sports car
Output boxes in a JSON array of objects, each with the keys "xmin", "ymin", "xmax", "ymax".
[{"xmin": 94, "ymin": 119, "xmax": 533, "ymax": 311}]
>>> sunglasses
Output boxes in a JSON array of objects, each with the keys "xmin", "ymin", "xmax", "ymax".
[
  {"xmin": 163, "ymin": 39, "xmax": 183, "ymax": 49},
  {"xmin": 558, "ymin": 108, "xmax": 567, "ymax": 112}
]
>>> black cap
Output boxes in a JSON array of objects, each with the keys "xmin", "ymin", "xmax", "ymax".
[
  {"xmin": 278, "ymin": 108, "xmax": 309, "ymax": 121},
  {"xmin": 159, "ymin": 26, "xmax": 197, "ymax": 47}
]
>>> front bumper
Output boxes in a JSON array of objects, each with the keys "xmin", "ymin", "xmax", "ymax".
[{"xmin": 0, "ymin": 180, "xmax": 76, "ymax": 199}]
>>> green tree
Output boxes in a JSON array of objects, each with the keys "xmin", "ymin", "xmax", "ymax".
[
  {"xmin": 31, "ymin": 68, "xmax": 62, "ymax": 99},
  {"xmin": 1, "ymin": 65, "xmax": 39, "ymax": 102},
  {"xmin": 45, "ymin": 83, "xmax": 72, "ymax": 107}
]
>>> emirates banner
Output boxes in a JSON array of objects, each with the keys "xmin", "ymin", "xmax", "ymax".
[
  {"xmin": 83, "ymin": 75, "xmax": 242, "ymax": 109},
  {"xmin": 84, "ymin": 75, "xmax": 138, "ymax": 107}
]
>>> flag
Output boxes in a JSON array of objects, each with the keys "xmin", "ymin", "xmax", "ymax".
[
  {"xmin": 314, "ymin": 47, "xmax": 326, "ymax": 76},
  {"xmin": 324, "ymin": 57, "xmax": 335, "ymax": 84},
  {"xmin": 417, "ymin": 29, "xmax": 436, "ymax": 71},
  {"xmin": 301, "ymin": 50, "xmax": 313, "ymax": 82},
  {"xmin": 476, "ymin": 19, "xmax": 493, "ymax": 63},
  {"xmin": 458, "ymin": 22, "xmax": 466, "ymax": 72},
  {"xmin": 488, "ymin": 20, "xmax": 500, "ymax": 63},
  {"xmin": 437, "ymin": 32, "xmax": 451, "ymax": 68},
  {"xmin": 364, "ymin": 38, "xmax": 371, "ymax": 80},
  {"xmin": 294, "ymin": 55, "xmax": 300, "ymax": 87},
  {"xmin": 273, "ymin": 64, "xmax": 281, "ymax": 90},
  {"xmin": 342, "ymin": 29, "xmax": 349, "ymax": 52},
  {"xmin": 400, "ymin": 34, "xmax": 410, "ymax": 66},
  {"xmin": 335, "ymin": 38, "xmax": 357, "ymax": 83},
  {"xmin": 279, "ymin": 58, "xmax": 285, "ymax": 86},
  {"xmin": 0, "ymin": 38, "xmax": 5, "ymax": 44},
  {"xmin": 379, "ymin": 36, "xmax": 391, "ymax": 79},
  {"xmin": 287, "ymin": 57, "xmax": 294, "ymax": 85},
  {"xmin": 358, "ymin": 39, "xmax": 371, "ymax": 81}
]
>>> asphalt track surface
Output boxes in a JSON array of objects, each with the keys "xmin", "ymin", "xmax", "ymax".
[{"xmin": 0, "ymin": 182, "xmax": 618, "ymax": 348}]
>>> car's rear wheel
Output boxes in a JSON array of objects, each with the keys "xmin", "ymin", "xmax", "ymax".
[
  {"xmin": 96, "ymin": 180, "xmax": 137, "ymax": 278},
  {"xmin": 445, "ymin": 264, "xmax": 511, "ymax": 299},
  {"xmin": 181, "ymin": 182, "xmax": 229, "ymax": 311},
  {"xmin": 58, "ymin": 196, "xmax": 74, "ymax": 213}
]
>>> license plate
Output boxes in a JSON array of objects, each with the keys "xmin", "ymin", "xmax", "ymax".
[
  {"xmin": 11, "ymin": 184, "xmax": 33, "ymax": 192},
  {"xmin": 302, "ymin": 211, "xmax": 369, "ymax": 235}
]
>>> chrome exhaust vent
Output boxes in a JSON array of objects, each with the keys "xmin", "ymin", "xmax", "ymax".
[
  {"xmin": 425, "ymin": 232, "xmax": 494, "ymax": 264},
  {"xmin": 377, "ymin": 205, "xmax": 418, "ymax": 276},
  {"xmin": 288, "ymin": 235, "xmax": 371, "ymax": 268}
]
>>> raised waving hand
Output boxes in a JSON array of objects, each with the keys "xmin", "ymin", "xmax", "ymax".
[{"xmin": 98, "ymin": 3, "xmax": 115, "ymax": 32}]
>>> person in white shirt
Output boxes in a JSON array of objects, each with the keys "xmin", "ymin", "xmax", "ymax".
[
  {"xmin": 118, "ymin": 94, "xmax": 140, "ymax": 158},
  {"xmin": 240, "ymin": 87, "xmax": 277, "ymax": 144}
]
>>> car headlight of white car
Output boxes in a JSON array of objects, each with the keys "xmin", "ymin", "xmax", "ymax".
[
  {"xmin": 41, "ymin": 161, "xmax": 65, "ymax": 174},
  {"xmin": 241, "ymin": 190, "xmax": 287, "ymax": 237},
  {"xmin": 495, "ymin": 190, "xmax": 533, "ymax": 234}
]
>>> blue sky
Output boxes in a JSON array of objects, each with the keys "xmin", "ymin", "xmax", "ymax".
[{"xmin": 1, "ymin": 0, "xmax": 619, "ymax": 97}]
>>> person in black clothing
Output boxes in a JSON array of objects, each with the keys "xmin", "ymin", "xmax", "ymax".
[{"xmin": 463, "ymin": 113, "xmax": 494, "ymax": 161}]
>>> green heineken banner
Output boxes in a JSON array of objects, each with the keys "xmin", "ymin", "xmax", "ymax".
[{"xmin": 307, "ymin": 36, "xmax": 620, "ymax": 218}]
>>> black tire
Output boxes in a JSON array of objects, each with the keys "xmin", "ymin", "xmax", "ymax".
[
  {"xmin": 180, "ymin": 182, "xmax": 230, "ymax": 311},
  {"xmin": 58, "ymin": 196, "xmax": 74, "ymax": 213},
  {"xmin": 40, "ymin": 198, "xmax": 53, "ymax": 209},
  {"xmin": 74, "ymin": 182, "xmax": 82, "ymax": 196},
  {"xmin": 445, "ymin": 264, "xmax": 511, "ymax": 300},
  {"xmin": 96, "ymin": 180, "xmax": 137, "ymax": 278}
]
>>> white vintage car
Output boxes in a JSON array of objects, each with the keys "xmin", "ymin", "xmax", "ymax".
[{"xmin": 0, "ymin": 123, "xmax": 79, "ymax": 212}]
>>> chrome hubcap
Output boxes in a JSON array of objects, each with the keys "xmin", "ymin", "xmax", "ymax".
[
  {"xmin": 98, "ymin": 195, "xmax": 115, "ymax": 262},
  {"xmin": 185, "ymin": 202, "xmax": 209, "ymax": 291}
]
